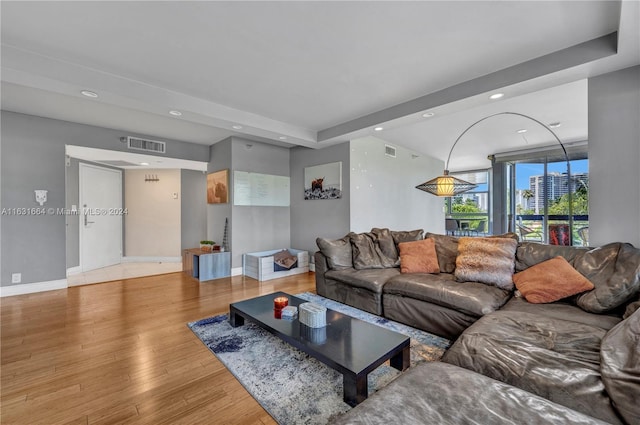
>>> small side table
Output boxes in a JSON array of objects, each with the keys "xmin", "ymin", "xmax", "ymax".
[{"xmin": 183, "ymin": 248, "xmax": 231, "ymax": 281}]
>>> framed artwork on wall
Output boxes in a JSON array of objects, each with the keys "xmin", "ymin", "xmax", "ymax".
[
  {"xmin": 304, "ymin": 161, "xmax": 342, "ymax": 200},
  {"xmin": 207, "ymin": 169, "xmax": 229, "ymax": 204}
]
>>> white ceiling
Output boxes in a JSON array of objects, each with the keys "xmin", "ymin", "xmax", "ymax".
[{"xmin": 1, "ymin": 1, "xmax": 639, "ymax": 170}]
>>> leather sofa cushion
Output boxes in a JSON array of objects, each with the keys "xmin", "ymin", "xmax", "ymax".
[
  {"xmin": 600, "ymin": 309, "xmax": 640, "ymax": 425},
  {"xmin": 349, "ymin": 232, "xmax": 396, "ymax": 270},
  {"xmin": 332, "ymin": 362, "xmax": 609, "ymax": 425},
  {"xmin": 391, "ymin": 229, "xmax": 424, "ymax": 246},
  {"xmin": 575, "ymin": 242, "xmax": 640, "ymax": 313},
  {"xmin": 426, "ymin": 233, "xmax": 459, "ymax": 273},
  {"xmin": 316, "ymin": 236, "xmax": 352, "ymax": 270},
  {"xmin": 516, "ymin": 242, "xmax": 590, "ymax": 272},
  {"xmin": 500, "ymin": 297, "xmax": 621, "ymax": 331},
  {"xmin": 383, "ymin": 273, "xmax": 511, "ymax": 317},
  {"xmin": 371, "ymin": 228, "xmax": 400, "ymax": 266},
  {"xmin": 443, "ymin": 310, "xmax": 623, "ymax": 424},
  {"xmin": 325, "ymin": 268, "xmax": 400, "ymax": 293}
]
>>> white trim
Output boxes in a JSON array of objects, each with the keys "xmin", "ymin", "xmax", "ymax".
[
  {"xmin": 66, "ymin": 266, "xmax": 82, "ymax": 276},
  {"xmin": 0, "ymin": 279, "xmax": 68, "ymax": 297},
  {"xmin": 309, "ymin": 263, "xmax": 316, "ymax": 272},
  {"xmin": 231, "ymin": 267, "xmax": 243, "ymax": 276},
  {"xmin": 121, "ymin": 256, "xmax": 182, "ymax": 263}
]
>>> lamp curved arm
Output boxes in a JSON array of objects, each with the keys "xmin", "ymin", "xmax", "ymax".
[
  {"xmin": 445, "ymin": 112, "xmax": 569, "ymax": 171},
  {"xmin": 444, "ymin": 111, "xmax": 572, "ymax": 244}
]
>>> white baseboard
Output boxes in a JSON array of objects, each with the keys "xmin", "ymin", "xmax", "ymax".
[
  {"xmin": 66, "ymin": 266, "xmax": 82, "ymax": 276},
  {"xmin": 121, "ymin": 256, "xmax": 182, "ymax": 263},
  {"xmin": 231, "ymin": 267, "xmax": 243, "ymax": 276},
  {"xmin": 1, "ymin": 279, "xmax": 68, "ymax": 297}
]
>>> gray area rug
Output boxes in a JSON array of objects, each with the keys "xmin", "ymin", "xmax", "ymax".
[{"xmin": 188, "ymin": 292, "xmax": 450, "ymax": 424}]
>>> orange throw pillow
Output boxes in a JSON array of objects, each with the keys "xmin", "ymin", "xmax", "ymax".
[
  {"xmin": 513, "ymin": 256, "xmax": 594, "ymax": 304},
  {"xmin": 398, "ymin": 239, "xmax": 440, "ymax": 274}
]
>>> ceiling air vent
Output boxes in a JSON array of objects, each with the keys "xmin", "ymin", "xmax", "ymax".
[
  {"xmin": 127, "ymin": 136, "xmax": 166, "ymax": 154},
  {"xmin": 384, "ymin": 144, "xmax": 396, "ymax": 158}
]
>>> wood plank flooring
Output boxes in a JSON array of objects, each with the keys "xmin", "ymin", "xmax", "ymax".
[{"xmin": 1, "ymin": 272, "xmax": 316, "ymax": 425}]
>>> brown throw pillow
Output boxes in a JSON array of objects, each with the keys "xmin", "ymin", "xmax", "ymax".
[
  {"xmin": 455, "ymin": 237, "xmax": 518, "ymax": 290},
  {"xmin": 513, "ymin": 256, "xmax": 595, "ymax": 304},
  {"xmin": 398, "ymin": 239, "xmax": 440, "ymax": 274}
]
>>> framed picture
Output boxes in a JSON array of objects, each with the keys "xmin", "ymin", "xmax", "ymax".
[
  {"xmin": 304, "ymin": 161, "xmax": 342, "ymax": 200},
  {"xmin": 207, "ymin": 169, "xmax": 229, "ymax": 204}
]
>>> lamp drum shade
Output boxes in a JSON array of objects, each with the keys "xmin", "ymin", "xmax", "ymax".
[{"xmin": 415, "ymin": 170, "xmax": 477, "ymax": 196}]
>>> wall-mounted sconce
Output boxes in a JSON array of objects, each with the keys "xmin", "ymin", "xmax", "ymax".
[{"xmin": 145, "ymin": 174, "xmax": 160, "ymax": 182}]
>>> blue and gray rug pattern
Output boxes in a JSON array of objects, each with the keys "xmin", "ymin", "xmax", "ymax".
[{"xmin": 188, "ymin": 292, "xmax": 450, "ymax": 424}]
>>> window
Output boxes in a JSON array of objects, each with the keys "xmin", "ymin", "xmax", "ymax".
[
  {"xmin": 446, "ymin": 170, "xmax": 490, "ymax": 236},
  {"xmin": 503, "ymin": 150, "xmax": 588, "ymax": 246}
]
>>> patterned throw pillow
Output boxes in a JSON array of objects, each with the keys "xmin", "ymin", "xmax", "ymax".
[
  {"xmin": 455, "ymin": 237, "xmax": 518, "ymax": 290},
  {"xmin": 513, "ymin": 256, "xmax": 594, "ymax": 303},
  {"xmin": 398, "ymin": 239, "xmax": 440, "ymax": 274}
]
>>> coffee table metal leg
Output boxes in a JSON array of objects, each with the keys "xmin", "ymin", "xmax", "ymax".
[
  {"xmin": 343, "ymin": 373, "xmax": 367, "ymax": 407},
  {"xmin": 229, "ymin": 308, "xmax": 244, "ymax": 327},
  {"xmin": 390, "ymin": 345, "xmax": 410, "ymax": 371}
]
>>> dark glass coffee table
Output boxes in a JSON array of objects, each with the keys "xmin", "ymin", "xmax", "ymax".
[{"xmin": 229, "ymin": 291, "xmax": 410, "ymax": 406}]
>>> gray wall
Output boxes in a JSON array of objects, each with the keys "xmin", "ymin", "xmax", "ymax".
[
  {"xmin": 1, "ymin": 113, "xmax": 67, "ymax": 285},
  {"xmin": 207, "ymin": 138, "xmax": 233, "ymax": 252},
  {"xmin": 588, "ymin": 65, "xmax": 640, "ymax": 247},
  {"xmin": 290, "ymin": 143, "xmax": 351, "ymax": 258},
  {"xmin": 1, "ymin": 111, "xmax": 210, "ymax": 286},
  {"xmin": 230, "ymin": 138, "xmax": 290, "ymax": 267},
  {"xmin": 181, "ymin": 169, "xmax": 207, "ymax": 250}
]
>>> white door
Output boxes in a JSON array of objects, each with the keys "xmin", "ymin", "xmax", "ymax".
[{"xmin": 80, "ymin": 163, "xmax": 123, "ymax": 272}]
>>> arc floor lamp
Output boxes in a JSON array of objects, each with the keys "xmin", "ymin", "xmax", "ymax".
[{"xmin": 416, "ymin": 111, "xmax": 573, "ymax": 242}]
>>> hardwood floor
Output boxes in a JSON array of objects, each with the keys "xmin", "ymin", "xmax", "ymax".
[{"xmin": 1, "ymin": 272, "xmax": 316, "ymax": 425}]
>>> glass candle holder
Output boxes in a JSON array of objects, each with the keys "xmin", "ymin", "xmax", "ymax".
[{"xmin": 274, "ymin": 296, "xmax": 289, "ymax": 311}]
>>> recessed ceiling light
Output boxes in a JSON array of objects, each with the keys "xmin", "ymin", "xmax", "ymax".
[
  {"xmin": 169, "ymin": 110, "xmax": 182, "ymax": 116},
  {"xmin": 517, "ymin": 129, "xmax": 528, "ymax": 134},
  {"xmin": 279, "ymin": 136, "xmax": 287, "ymax": 140},
  {"xmin": 232, "ymin": 125, "xmax": 243, "ymax": 130},
  {"xmin": 489, "ymin": 93, "xmax": 504, "ymax": 100},
  {"xmin": 139, "ymin": 162, "xmax": 150, "ymax": 166},
  {"xmin": 548, "ymin": 122, "xmax": 562, "ymax": 128},
  {"xmin": 81, "ymin": 90, "xmax": 98, "ymax": 98},
  {"xmin": 374, "ymin": 127, "xmax": 384, "ymax": 131},
  {"xmin": 422, "ymin": 112, "xmax": 435, "ymax": 118}
]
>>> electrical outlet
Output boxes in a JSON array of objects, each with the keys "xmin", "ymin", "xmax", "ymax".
[{"xmin": 11, "ymin": 273, "xmax": 21, "ymax": 284}]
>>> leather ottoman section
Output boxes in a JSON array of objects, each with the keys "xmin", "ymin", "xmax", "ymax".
[
  {"xmin": 443, "ymin": 310, "xmax": 624, "ymax": 424},
  {"xmin": 331, "ymin": 362, "xmax": 609, "ymax": 425},
  {"xmin": 321, "ymin": 276, "xmax": 384, "ymax": 315},
  {"xmin": 501, "ymin": 297, "xmax": 622, "ymax": 331},
  {"xmin": 383, "ymin": 273, "xmax": 511, "ymax": 317},
  {"xmin": 325, "ymin": 268, "xmax": 400, "ymax": 293},
  {"xmin": 383, "ymin": 294, "xmax": 477, "ymax": 340}
]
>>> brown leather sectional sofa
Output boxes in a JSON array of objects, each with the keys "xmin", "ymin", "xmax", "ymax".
[{"xmin": 316, "ymin": 229, "xmax": 640, "ymax": 424}]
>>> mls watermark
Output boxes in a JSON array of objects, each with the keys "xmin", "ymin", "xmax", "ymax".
[{"xmin": 1, "ymin": 207, "xmax": 128, "ymax": 216}]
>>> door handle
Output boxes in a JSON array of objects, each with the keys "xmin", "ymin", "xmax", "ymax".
[{"xmin": 84, "ymin": 204, "xmax": 95, "ymax": 226}]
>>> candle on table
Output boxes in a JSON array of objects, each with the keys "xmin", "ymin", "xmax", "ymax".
[{"xmin": 274, "ymin": 296, "xmax": 289, "ymax": 310}]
